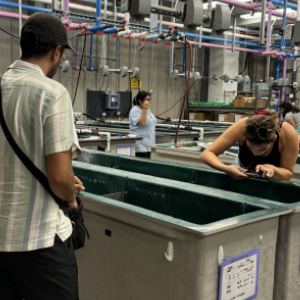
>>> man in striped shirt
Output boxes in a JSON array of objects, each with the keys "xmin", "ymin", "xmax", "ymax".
[{"xmin": 0, "ymin": 13, "xmax": 81, "ymax": 299}]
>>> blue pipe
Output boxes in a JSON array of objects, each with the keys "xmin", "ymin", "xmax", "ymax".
[
  {"xmin": 230, "ymin": 26, "xmax": 260, "ymax": 33},
  {"xmin": 270, "ymin": 0, "xmax": 297, "ymax": 10},
  {"xmin": 102, "ymin": 27, "xmax": 118, "ymax": 34},
  {"xmin": 89, "ymin": 34, "xmax": 94, "ymax": 70},
  {"xmin": 157, "ymin": 28, "xmax": 263, "ymax": 48},
  {"xmin": 273, "ymin": 42, "xmax": 292, "ymax": 47},
  {"xmin": 88, "ymin": 24, "xmax": 106, "ymax": 32},
  {"xmin": 0, "ymin": 1, "xmax": 51, "ymax": 13},
  {"xmin": 276, "ymin": 0, "xmax": 287, "ymax": 80},
  {"xmin": 96, "ymin": 0, "xmax": 101, "ymax": 26}
]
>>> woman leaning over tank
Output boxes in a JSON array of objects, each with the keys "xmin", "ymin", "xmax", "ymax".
[{"xmin": 200, "ymin": 113, "xmax": 299, "ymax": 181}]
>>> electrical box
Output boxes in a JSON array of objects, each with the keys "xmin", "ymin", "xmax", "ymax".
[{"xmin": 106, "ymin": 91, "xmax": 120, "ymax": 110}]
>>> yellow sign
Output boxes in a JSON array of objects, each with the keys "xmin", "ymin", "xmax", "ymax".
[{"xmin": 130, "ymin": 76, "xmax": 142, "ymax": 89}]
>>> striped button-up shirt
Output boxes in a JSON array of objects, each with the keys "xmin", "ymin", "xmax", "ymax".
[{"xmin": 0, "ymin": 60, "xmax": 81, "ymax": 252}]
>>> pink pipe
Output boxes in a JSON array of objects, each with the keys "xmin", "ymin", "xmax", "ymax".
[
  {"xmin": 178, "ymin": 40, "xmax": 283, "ymax": 57},
  {"xmin": 215, "ymin": 0, "xmax": 256, "ymax": 10},
  {"xmin": 216, "ymin": 0, "xmax": 296, "ymax": 21},
  {"xmin": 63, "ymin": 0, "xmax": 69, "ymax": 23},
  {"xmin": 178, "ymin": 40, "xmax": 262, "ymax": 54},
  {"xmin": 67, "ymin": 23, "xmax": 89, "ymax": 30},
  {"xmin": 0, "ymin": 11, "xmax": 29, "ymax": 20}
]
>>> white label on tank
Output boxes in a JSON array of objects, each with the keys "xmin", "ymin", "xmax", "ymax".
[
  {"xmin": 116, "ymin": 145, "xmax": 132, "ymax": 156},
  {"xmin": 218, "ymin": 248, "xmax": 259, "ymax": 300}
]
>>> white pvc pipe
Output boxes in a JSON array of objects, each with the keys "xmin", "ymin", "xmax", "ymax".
[{"xmin": 98, "ymin": 131, "xmax": 111, "ymax": 152}]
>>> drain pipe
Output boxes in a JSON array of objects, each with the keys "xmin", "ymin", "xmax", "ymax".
[
  {"xmin": 88, "ymin": 34, "xmax": 94, "ymax": 70},
  {"xmin": 98, "ymin": 131, "xmax": 111, "ymax": 152}
]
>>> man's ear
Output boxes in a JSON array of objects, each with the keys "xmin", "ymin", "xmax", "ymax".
[{"xmin": 51, "ymin": 45, "xmax": 62, "ymax": 62}]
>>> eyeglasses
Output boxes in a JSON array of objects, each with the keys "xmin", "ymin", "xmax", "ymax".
[
  {"xmin": 144, "ymin": 97, "xmax": 152, "ymax": 101},
  {"xmin": 246, "ymin": 125, "xmax": 273, "ymax": 138}
]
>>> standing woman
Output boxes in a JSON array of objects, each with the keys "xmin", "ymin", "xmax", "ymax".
[
  {"xmin": 279, "ymin": 102, "xmax": 300, "ymax": 130},
  {"xmin": 129, "ymin": 91, "xmax": 157, "ymax": 158}
]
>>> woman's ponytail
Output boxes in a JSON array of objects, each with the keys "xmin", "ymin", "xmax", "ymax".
[{"xmin": 133, "ymin": 96, "xmax": 137, "ymax": 106}]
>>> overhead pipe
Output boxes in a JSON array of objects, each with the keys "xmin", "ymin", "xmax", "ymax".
[
  {"xmin": 65, "ymin": 22, "xmax": 89, "ymax": 30},
  {"xmin": 271, "ymin": 0, "xmax": 297, "ymax": 10},
  {"xmin": 151, "ymin": 4, "xmax": 181, "ymax": 17},
  {"xmin": 0, "ymin": 10, "xmax": 28, "ymax": 20},
  {"xmin": 178, "ymin": 40, "xmax": 263, "ymax": 54},
  {"xmin": 0, "ymin": 0, "xmax": 51, "ymax": 13},
  {"xmin": 157, "ymin": 28, "xmax": 263, "ymax": 48},
  {"xmin": 3, "ymin": 0, "xmax": 262, "ymax": 42},
  {"xmin": 214, "ymin": 0, "xmax": 296, "ymax": 20}
]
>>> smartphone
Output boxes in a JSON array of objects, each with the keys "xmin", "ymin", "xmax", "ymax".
[{"xmin": 244, "ymin": 170, "xmax": 263, "ymax": 178}]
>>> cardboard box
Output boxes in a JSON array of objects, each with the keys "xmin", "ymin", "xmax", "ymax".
[
  {"xmin": 233, "ymin": 95, "xmax": 254, "ymax": 108},
  {"xmin": 193, "ymin": 112, "xmax": 218, "ymax": 121},
  {"xmin": 234, "ymin": 114, "xmax": 254, "ymax": 122},
  {"xmin": 246, "ymin": 99, "xmax": 268, "ymax": 109},
  {"xmin": 218, "ymin": 113, "xmax": 235, "ymax": 123}
]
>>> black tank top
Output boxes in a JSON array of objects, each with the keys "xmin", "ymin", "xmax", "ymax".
[{"xmin": 238, "ymin": 134, "xmax": 280, "ymax": 170}]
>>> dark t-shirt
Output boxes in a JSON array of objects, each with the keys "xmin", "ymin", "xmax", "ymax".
[{"xmin": 238, "ymin": 136, "xmax": 280, "ymax": 170}]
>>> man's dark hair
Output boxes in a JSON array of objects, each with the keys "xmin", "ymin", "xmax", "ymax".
[{"xmin": 133, "ymin": 91, "xmax": 151, "ymax": 106}]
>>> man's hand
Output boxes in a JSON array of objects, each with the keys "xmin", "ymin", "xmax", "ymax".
[
  {"xmin": 68, "ymin": 195, "xmax": 78, "ymax": 210},
  {"xmin": 74, "ymin": 176, "xmax": 85, "ymax": 194}
]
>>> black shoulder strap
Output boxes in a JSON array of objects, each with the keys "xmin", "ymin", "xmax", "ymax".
[{"xmin": 0, "ymin": 78, "xmax": 66, "ymax": 209}]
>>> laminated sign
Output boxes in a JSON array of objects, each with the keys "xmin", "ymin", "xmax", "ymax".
[
  {"xmin": 130, "ymin": 76, "xmax": 142, "ymax": 89},
  {"xmin": 219, "ymin": 248, "xmax": 260, "ymax": 300}
]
